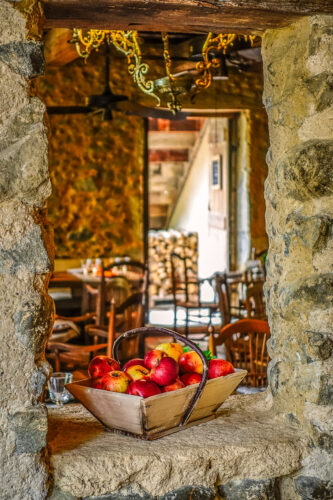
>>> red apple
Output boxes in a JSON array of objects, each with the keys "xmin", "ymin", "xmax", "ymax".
[
  {"xmin": 179, "ymin": 351, "xmax": 203, "ymax": 375},
  {"xmin": 162, "ymin": 378, "xmax": 185, "ymax": 392},
  {"xmin": 101, "ymin": 370, "xmax": 131, "ymax": 393},
  {"xmin": 126, "ymin": 379, "xmax": 161, "ymax": 398},
  {"xmin": 156, "ymin": 342, "xmax": 184, "ymax": 362},
  {"xmin": 150, "ymin": 356, "xmax": 179, "ymax": 386},
  {"xmin": 144, "ymin": 349, "xmax": 167, "ymax": 370},
  {"xmin": 92, "ymin": 376, "xmax": 104, "ymax": 389},
  {"xmin": 125, "ymin": 364, "xmax": 150, "ymax": 381},
  {"xmin": 180, "ymin": 372, "xmax": 202, "ymax": 386},
  {"xmin": 88, "ymin": 355, "xmax": 120, "ymax": 379},
  {"xmin": 208, "ymin": 359, "xmax": 234, "ymax": 379},
  {"xmin": 122, "ymin": 358, "xmax": 145, "ymax": 371}
]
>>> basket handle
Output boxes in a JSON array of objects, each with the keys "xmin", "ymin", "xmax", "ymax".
[{"xmin": 112, "ymin": 326, "xmax": 209, "ymax": 426}]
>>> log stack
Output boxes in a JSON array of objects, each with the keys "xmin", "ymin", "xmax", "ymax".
[{"xmin": 149, "ymin": 230, "xmax": 198, "ymax": 300}]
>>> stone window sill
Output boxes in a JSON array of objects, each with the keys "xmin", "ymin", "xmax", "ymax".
[{"xmin": 48, "ymin": 392, "xmax": 305, "ymax": 499}]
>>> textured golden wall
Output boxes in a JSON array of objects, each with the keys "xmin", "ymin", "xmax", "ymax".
[{"xmin": 39, "ymin": 51, "xmax": 144, "ymax": 259}]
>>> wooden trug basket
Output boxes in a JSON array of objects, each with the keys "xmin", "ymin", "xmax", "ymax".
[{"xmin": 66, "ymin": 327, "xmax": 247, "ymax": 440}]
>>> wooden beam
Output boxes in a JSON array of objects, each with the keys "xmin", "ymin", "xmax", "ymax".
[
  {"xmin": 148, "ymin": 118, "xmax": 204, "ymax": 132},
  {"xmin": 149, "ymin": 204, "xmax": 169, "ymax": 217},
  {"xmin": 44, "ymin": 28, "xmax": 78, "ymax": 67},
  {"xmin": 44, "ymin": 0, "xmax": 333, "ymax": 33},
  {"xmin": 149, "ymin": 149, "xmax": 189, "ymax": 162}
]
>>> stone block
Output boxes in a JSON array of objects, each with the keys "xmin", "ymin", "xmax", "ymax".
[
  {"xmin": 268, "ymin": 358, "xmax": 333, "ymax": 410},
  {"xmin": 0, "ymin": 97, "xmax": 51, "ymax": 206},
  {"xmin": 8, "ymin": 405, "xmax": 47, "ymax": 454},
  {"xmin": 278, "ymin": 274, "xmax": 333, "ymax": 320},
  {"xmin": 84, "ymin": 489, "xmax": 152, "ymax": 500},
  {"xmin": 13, "ymin": 292, "xmax": 54, "ymax": 354},
  {"xmin": 219, "ymin": 478, "xmax": 278, "ymax": 500},
  {"xmin": 276, "ymin": 140, "xmax": 333, "ymax": 201},
  {"xmin": 48, "ymin": 400, "xmax": 304, "ymax": 499},
  {"xmin": 308, "ymin": 17, "xmax": 333, "ymax": 75},
  {"xmin": 0, "ymin": 2, "xmax": 27, "ymax": 44},
  {"xmin": 284, "ymin": 213, "xmax": 333, "ymax": 256},
  {"xmin": 306, "ymin": 72, "xmax": 333, "ymax": 112},
  {"xmin": 303, "ymin": 331, "xmax": 332, "ymax": 363},
  {"xmin": 161, "ymin": 486, "xmax": 215, "ymax": 500},
  {"xmin": 294, "ymin": 476, "xmax": 333, "ymax": 500},
  {"xmin": 83, "ymin": 485, "xmax": 215, "ymax": 500},
  {"xmin": 0, "ymin": 41, "xmax": 44, "ymax": 77},
  {"xmin": 0, "ymin": 202, "xmax": 53, "ymax": 275},
  {"xmin": 49, "ymin": 487, "xmax": 78, "ymax": 500},
  {"xmin": 0, "ymin": 61, "xmax": 29, "ymax": 128},
  {"xmin": 0, "ymin": 223, "xmax": 51, "ymax": 275}
]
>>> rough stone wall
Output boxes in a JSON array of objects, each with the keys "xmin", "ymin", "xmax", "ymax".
[
  {"xmin": 0, "ymin": 1, "xmax": 53, "ymax": 499},
  {"xmin": 38, "ymin": 52, "xmax": 144, "ymax": 260},
  {"xmin": 262, "ymin": 16, "xmax": 333, "ymax": 499}
]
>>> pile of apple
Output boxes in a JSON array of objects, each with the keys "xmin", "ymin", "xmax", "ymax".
[{"xmin": 88, "ymin": 342, "xmax": 235, "ymax": 398}]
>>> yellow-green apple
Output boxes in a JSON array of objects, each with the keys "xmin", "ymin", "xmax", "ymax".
[
  {"xmin": 208, "ymin": 359, "xmax": 234, "ymax": 379},
  {"xmin": 101, "ymin": 370, "xmax": 131, "ymax": 393},
  {"xmin": 144, "ymin": 349, "xmax": 166, "ymax": 370},
  {"xmin": 88, "ymin": 355, "xmax": 120, "ymax": 378},
  {"xmin": 180, "ymin": 372, "xmax": 202, "ymax": 386},
  {"xmin": 179, "ymin": 351, "xmax": 203, "ymax": 375},
  {"xmin": 150, "ymin": 356, "xmax": 179, "ymax": 386},
  {"xmin": 155, "ymin": 342, "xmax": 184, "ymax": 362},
  {"xmin": 125, "ymin": 364, "xmax": 150, "ymax": 381},
  {"xmin": 126, "ymin": 379, "xmax": 161, "ymax": 398},
  {"xmin": 162, "ymin": 378, "xmax": 185, "ymax": 392},
  {"xmin": 122, "ymin": 358, "xmax": 145, "ymax": 371}
]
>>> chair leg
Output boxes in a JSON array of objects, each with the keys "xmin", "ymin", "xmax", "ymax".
[
  {"xmin": 185, "ymin": 308, "xmax": 189, "ymax": 337},
  {"xmin": 174, "ymin": 305, "xmax": 177, "ymax": 331},
  {"xmin": 208, "ymin": 327, "xmax": 216, "ymax": 357}
]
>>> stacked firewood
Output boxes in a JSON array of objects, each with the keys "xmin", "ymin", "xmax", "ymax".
[{"xmin": 149, "ymin": 230, "xmax": 198, "ymax": 298}]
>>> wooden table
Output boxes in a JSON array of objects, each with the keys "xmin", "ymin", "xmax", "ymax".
[
  {"xmin": 49, "ymin": 269, "xmax": 142, "ymax": 288},
  {"xmin": 49, "ymin": 271, "xmax": 82, "ymax": 289}
]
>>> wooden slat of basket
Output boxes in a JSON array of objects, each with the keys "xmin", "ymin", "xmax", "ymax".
[
  {"xmin": 142, "ymin": 385, "xmax": 197, "ymax": 432},
  {"xmin": 67, "ymin": 379, "xmax": 143, "ymax": 435},
  {"xmin": 141, "ymin": 370, "xmax": 247, "ymax": 435},
  {"xmin": 188, "ymin": 370, "xmax": 247, "ymax": 421}
]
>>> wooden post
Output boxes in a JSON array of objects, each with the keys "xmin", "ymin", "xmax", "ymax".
[
  {"xmin": 143, "ymin": 118, "xmax": 149, "ymax": 324},
  {"xmin": 107, "ymin": 299, "xmax": 116, "ymax": 358}
]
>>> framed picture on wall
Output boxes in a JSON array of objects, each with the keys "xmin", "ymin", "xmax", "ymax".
[{"xmin": 211, "ymin": 155, "xmax": 223, "ymax": 189}]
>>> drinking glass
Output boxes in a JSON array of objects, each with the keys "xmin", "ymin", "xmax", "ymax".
[{"xmin": 48, "ymin": 372, "xmax": 73, "ymax": 406}]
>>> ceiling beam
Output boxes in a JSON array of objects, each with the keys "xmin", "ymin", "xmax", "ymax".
[
  {"xmin": 43, "ymin": 0, "xmax": 333, "ymax": 34},
  {"xmin": 44, "ymin": 28, "xmax": 78, "ymax": 67}
]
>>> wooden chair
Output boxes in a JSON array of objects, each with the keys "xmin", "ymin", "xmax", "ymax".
[
  {"xmin": 47, "ymin": 286, "xmax": 129, "ymax": 372},
  {"xmin": 50, "ymin": 310, "xmax": 96, "ymax": 344},
  {"xmin": 98, "ymin": 260, "xmax": 147, "ymax": 326},
  {"xmin": 46, "ymin": 340, "xmax": 108, "ymax": 373},
  {"xmin": 86, "ymin": 291, "xmax": 145, "ymax": 361},
  {"xmin": 245, "ymin": 281, "xmax": 267, "ymax": 320},
  {"xmin": 215, "ymin": 272, "xmax": 246, "ymax": 327},
  {"xmin": 209, "ymin": 319, "xmax": 270, "ymax": 387},
  {"xmin": 46, "ymin": 301, "xmax": 109, "ymax": 373},
  {"xmin": 170, "ymin": 252, "xmax": 218, "ymax": 336}
]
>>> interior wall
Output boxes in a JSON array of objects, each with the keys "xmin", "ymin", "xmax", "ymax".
[
  {"xmin": 248, "ymin": 109, "xmax": 269, "ymax": 254},
  {"xmin": 235, "ymin": 112, "xmax": 251, "ymax": 268},
  {"xmin": 38, "ymin": 51, "xmax": 144, "ymax": 260},
  {"xmin": 169, "ymin": 119, "xmax": 229, "ymax": 278}
]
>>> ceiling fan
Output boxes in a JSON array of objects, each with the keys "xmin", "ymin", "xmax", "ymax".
[{"xmin": 46, "ymin": 46, "xmax": 190, "ymax": 121}]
